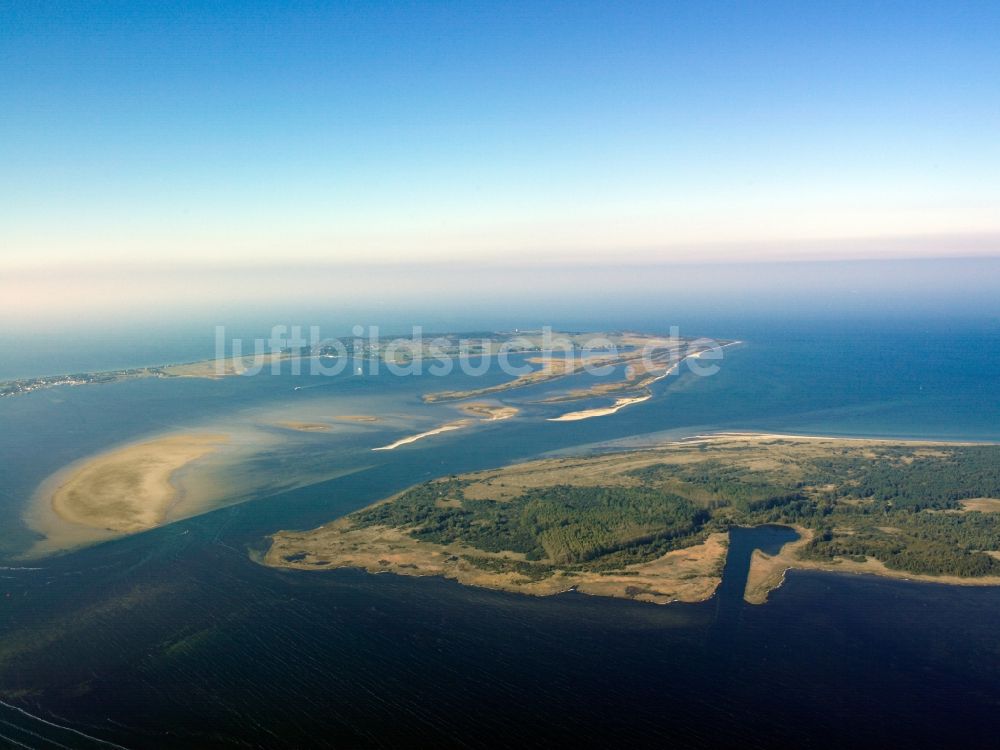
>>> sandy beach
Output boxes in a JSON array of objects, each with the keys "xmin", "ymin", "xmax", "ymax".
[
  {"xmin": 372, "ymin": 420, "xmax": 472, "ymax": 451},
  {"xmin": 543, "ymin": 343, "xmax": 741, "ymax": 422},
  {"xmin": 547, "ymin": 395, "xmax": 651, "ymax": 421},
  {"xmin": 162, "ymin": 352, "xmax": 286, "ymax": 379},
  {"xmin": 49, "ymin": 434, "xmax": 228, "ymax": 533}
]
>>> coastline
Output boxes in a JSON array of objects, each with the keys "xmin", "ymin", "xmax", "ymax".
[
  {"xmin": 705, "ymin": 431, "xmax": 992, "ymax": 446},
  {"xmin": 420, "ymin": 332, "xmax": 723, "ymax": 405},
  {"xmin": 372, "ymin": 404, "xmax": 518, "ymax": 451},
  {"xmin": 548, "ymin": 395, "xmax": 651, "ymax": 421},
  {"xmin": 22, "ymin": 433, "xmax": 232, "ymax": 557},
  {"xmin": 266, "ymin": 526, "xmax": 729, "ymax": 605},
  {"xmin": 23, "ymin": 426, "xmax": 375, "ymax": 557},
  {"xmin": 270, "ymin": 432, "xmax": 1000, "ymax": 606},
  {"xmin": 544, "ymin": 344, "xmax": 728, "ymax": 421},
  {"xmin": 744, "ymin": 525, "xmax": 1000, "ymax": 604}
]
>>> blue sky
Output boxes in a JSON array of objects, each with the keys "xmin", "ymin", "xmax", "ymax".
[{"xmin": 2, "ymin": 0, "xmax": 999, "ymax": 271}]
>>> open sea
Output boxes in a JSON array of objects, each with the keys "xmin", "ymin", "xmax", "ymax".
[{"xmin": 1, "ymin": 314, "xmax": 999, "ymax": 748}]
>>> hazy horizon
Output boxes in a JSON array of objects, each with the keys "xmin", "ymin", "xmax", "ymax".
[{"xmin": 2, "ymin": 254, "xmax": 998, "ymax": 380}]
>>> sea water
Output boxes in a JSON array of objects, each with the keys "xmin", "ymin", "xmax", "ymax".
[{"xmin": 0, "ymin": 313, "xmax": 998, "ymax": 747}]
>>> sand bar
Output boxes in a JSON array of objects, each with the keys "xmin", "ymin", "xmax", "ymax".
[
  {"xmin": 372, "ymin": 420, "xmax": 472, "ymax": 451},
  {"xmin": 50, "ymin": 434, "xmax": 228, "ymax": 533},
  {"xmin": 275, "ymin": 421, "xmax": 331, "ymax": 432},
  {"xmin": 458, "ymin": 402, "xmax": 519, "ymax": 421},
  {"xmin": 547, "ymin": 395, "xmax": 651, "ymax": 422}
]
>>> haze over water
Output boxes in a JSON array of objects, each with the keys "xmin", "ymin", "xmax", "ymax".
[{"xmin": 3, "ymin": 255, "xmax": 998, "ymax": 380}]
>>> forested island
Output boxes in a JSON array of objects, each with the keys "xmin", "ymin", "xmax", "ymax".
[{"xmin": 267, "ymin": 435, "xmax": 1000, "ymax": 605}]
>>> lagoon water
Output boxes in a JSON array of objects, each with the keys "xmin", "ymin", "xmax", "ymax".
[{"xmin": 1, "ymin": 315, "xmax": 999, "ymax": 748}]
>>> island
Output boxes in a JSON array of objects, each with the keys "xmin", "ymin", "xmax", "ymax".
[
  {"xmin": 0, "ymin": 329, "xmax": 724, "ymax": 406},
  {"xmin": 266, "ymin": 434, "xmax": 1000, "ymax": 605},
  {"xmin": 48, "ymin": 433, "xmax": 228, "ymax": 534},
  {"xmin": 420, "ymin": 330, "xmax": 733, "ymax": 405},
  {"xmin": 0, "ymin": 354, "xmax": 280, "ymax": 398}
]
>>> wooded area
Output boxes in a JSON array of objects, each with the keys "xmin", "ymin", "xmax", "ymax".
[{"xmin": 349, "ymin": 442, "xmax": 1000, "ymax": 578}]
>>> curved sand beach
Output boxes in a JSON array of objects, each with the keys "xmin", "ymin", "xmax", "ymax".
[
  {"xmin": 50, "ymin": 434, "xmax": 228, "ymax": 533},
  {"xmin": 544, "ymin": 344, "xmax": 739, "ymax": 422},
  {"xmin": 372, "ymin": 420, "xmax": 472, "ymax": 451},
  {"xmin": 548, "ymin": 395, "xmax": 651, "ymax": 421},
  {"xmin": 372, "ymin": 406, "xmax": 517, "ymax": 451}
]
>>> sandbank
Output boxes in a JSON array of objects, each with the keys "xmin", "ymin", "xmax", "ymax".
[
  {"xmin": 372, "ymin": 420, "xmax": 473, "ymax": 451},
  {"xmin": 548, "ymin": 395, "xmax": 651, "ymax": 421},
  {"xmin": 50, "ymin": 434, "xmax": 228, "ymax": 533},
  {"xmin": 275, "ymin": 421, "xmax": 331, "ymax": 432},
  {"xmin": 458, "ymin": 402, "xmax": 519, "ymax": 421}
]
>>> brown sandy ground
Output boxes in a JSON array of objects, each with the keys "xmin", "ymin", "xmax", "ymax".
[
  {"xmin": 422, "ymin": 331, "xmax": 707, "ymax": 403},
  {"xmin": 267, "ymin": 524, "xmax": 728, "ymax": 605},
  {"xmin": 50, "ymin": 434, "xmax": 228, "ymax": 533},
  {"xmin": 275, "ymin": 422, "xmax": 331, "ymax": 432},
  {"xmin": 457, "ymin": 402, "xmax": 519, "ymax": 420}
]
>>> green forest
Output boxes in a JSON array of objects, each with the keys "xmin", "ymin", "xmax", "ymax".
[{"xmin": 349, "ymin": 443, "xmax": 1000, "ymax": 578}]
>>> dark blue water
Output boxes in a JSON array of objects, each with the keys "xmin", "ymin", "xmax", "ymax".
[
  {"xmin": 2, "ymin": 520, "xmax": 999, "ymax": 749},
  {"xmin": 1, "ymin": 315, "xmax": 999, "ymax": 747},
  {"xmin": 713, "ymin": 525, "xmax": 801, "ymax": 627}
]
